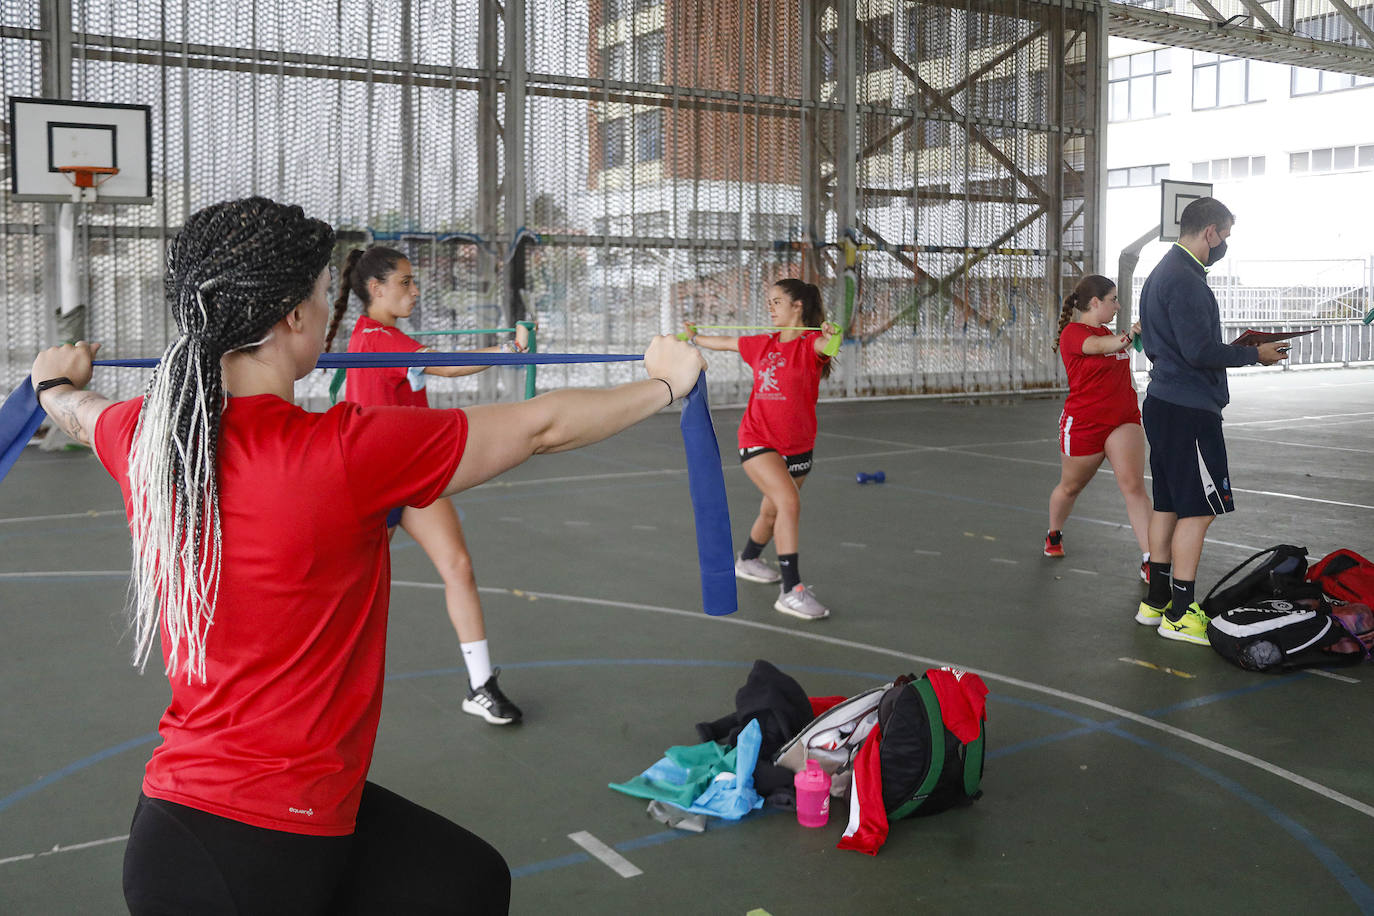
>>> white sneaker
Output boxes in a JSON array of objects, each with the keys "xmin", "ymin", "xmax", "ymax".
[
  {"xmin": 774, "ymin": 584, "xmax": 830, "ymax": 620},
  {"xmin": 735, "ymin": 555, "xmax": 781, "ymax": 584}
]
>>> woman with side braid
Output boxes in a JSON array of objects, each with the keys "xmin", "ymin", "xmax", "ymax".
[
  {"xmin": 326, "ymin": 245, "xmax": 529, "ymax": 725},
  {"xmin": 1044, "ymin": 274, "xmax": 1152, "ymax": 585},
  {"xmin": 30, "ymin": 196, "xmax": 704, "ymax": 914}
]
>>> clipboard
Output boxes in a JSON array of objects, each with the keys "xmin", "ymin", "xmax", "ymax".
[{"xmin": 1230, "ymin": 328, "xmax": 1318, "ymax": 347}]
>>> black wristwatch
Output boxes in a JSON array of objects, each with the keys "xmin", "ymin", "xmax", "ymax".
[{"xmin": 35, "ymin": 377, "xmax": 76, "ymax": 395}]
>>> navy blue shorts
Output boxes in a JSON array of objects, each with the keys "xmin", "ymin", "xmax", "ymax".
[
  {"xmin": 1141, "ymin": 396, "xmax": 1235, "ymax": 518},
  {"xmin": 386, "ymin": 506, "xmax": 404, "ymax": 529}
]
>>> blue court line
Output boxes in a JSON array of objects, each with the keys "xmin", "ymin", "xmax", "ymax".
[{"xmin": 3, "ymin": 660, "xmax": 1369, "ymax": 911}]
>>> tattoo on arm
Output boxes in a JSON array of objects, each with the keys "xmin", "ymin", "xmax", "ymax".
[{"xmin": 42, "ymin": 389, "xmax": 110, "ymax": 447}]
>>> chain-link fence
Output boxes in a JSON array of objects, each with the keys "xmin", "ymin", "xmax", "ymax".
[{"xmin": 2, "ymin": 0, "xmax": 1103, "ymax": 405}]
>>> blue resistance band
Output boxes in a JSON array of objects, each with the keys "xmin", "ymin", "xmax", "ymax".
[
  {"xmin": 679, "ymin": 373, "xmax": 738, "ymax": 617},
  {"xmin": 2, "ymin": 351, "xmax": 736, "ymax": 617}
]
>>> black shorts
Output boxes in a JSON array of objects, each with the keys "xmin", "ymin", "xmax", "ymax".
[
  {"xmin": 1142, "ymin": 395, "xmax": 1235, "ymax": 518},
  {"xmin": 738, "ymin": 446, "xmax": 813, "ymax": 478}
]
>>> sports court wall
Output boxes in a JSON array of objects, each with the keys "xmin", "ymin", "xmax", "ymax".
[{"xmin": 0, "ymin": 0, "xmax": 1103, "ymax": 404}]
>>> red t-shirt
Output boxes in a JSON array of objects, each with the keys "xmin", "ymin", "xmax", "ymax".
[
  {"xmin": 736, "ymin": 331, "xmax": 828, "ymax": 454},
  {"xmin": 345, "ymin": 314, "xmax": 428, "ymax": 408},
  {"xmin": 1058, "ymin": 323, "xmax": 1139, "ymax": 426},
  {"xmin": 93, "ymin": 394, "xmax": 466, "ymax": 835}
]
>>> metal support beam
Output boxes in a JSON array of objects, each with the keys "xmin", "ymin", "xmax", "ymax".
[
  {"xmin": 1327, "ymin": 0, "xmax": 1374, "ymax": 50},
  {"xmin": 505, "ymin": 0, "xmax": 527, "ymax": 328},
  {"xmin": 1235, "ymin": 0, "xmax": 1284, "ymax": 32}
]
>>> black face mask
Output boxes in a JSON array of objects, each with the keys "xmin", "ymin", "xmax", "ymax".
[{"xmin": 1205, "ymin": 238, "xmax": 1228, "ymax": 267}]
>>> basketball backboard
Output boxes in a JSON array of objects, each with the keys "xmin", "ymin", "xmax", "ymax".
[
  {"xmin": 7, "ymin": 97, "xmax": 152, "ymax": 203},
  {"xmin": 1159, "ymin": 179, "xmax": 1212, "ymax": 242}
]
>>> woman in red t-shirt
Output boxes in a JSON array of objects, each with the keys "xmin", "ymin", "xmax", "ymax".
[
  {"xmin": 689, "ymin": 278, "xmax": 839, "ymax": 621},
  {"xmin": 29, "ymin": 197, "xmax": 705, "ymax": 914},
  {"xmin": 1045, "ymin": 274, "xmax": 1151, "ymax": 581},
  {"xmin": 325, "ymin": 245, "xmax": 530, "ymax": 726}
]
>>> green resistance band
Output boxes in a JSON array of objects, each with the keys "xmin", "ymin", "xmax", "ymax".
[{"xmin": 329, "ymin": 320, "xmax": 538, "ymax": 403}]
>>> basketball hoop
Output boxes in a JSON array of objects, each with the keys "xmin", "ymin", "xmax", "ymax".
[{"xmin": 57, "ymin": 165, "xmax": 120, "ymax": 202}]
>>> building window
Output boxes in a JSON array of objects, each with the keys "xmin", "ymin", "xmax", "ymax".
[
  {"xmin": 689, "ymin": 210, "xmax": 739, "ymax": 239},
  {"xmin": 908, "ymin": 8, "xmax": 949, "ymax": 62},
  {"xmin": 862, "ymin": 16, "xmax": 894, "ymax": 74},
  {"xmin": 974, "ymin": 74, "xmax": 1017, "ymax": 138},
  {"xmin": 633, "ymin": 210, "xmax": 668, "ymax": 236},
  {"xmin": 1109, "ymin": 49, "xmax": 1170, "ymax": 121},
  {"xmin": 1291, "ymin": 67, "xmax": 1374, "ymax": 96},
  {"xmin": 1107, "ymin": 163, "xmax": 1169, "ymax": 188},
  {"xmin": 601, "ymin": 118, "xmax": 626, "ymax": 169},
  {"xmin": 750, "ymin": 212, "xmax": 798, "ymax": 242},
  {"xmin": 1193, "ymin": 53, "xmax": 1262, "ymax": 109},
  {"xmin": 967, "ymin": 12, "xmax": 1013, "ymax": 50},
  {"xmin": 821, "ymin": 27, "xmax": 838, "ymax": 81},
  {"xmin": 635, "ymin": 110, "xmax": 663, "ymax": 162},
  {"xmin": 1191, "ymin": 156, "xmax": 1264, "ymax": 181},
  {"xmin": 603, "ymin": 0, "xmax": 629, "ymax": 24},
  {"xmin": 916, "ymin": 116, "xmax": 951, "ymax": 150},
  {"xmin": 635, "ymin": 30, "xmax": 664, "ymax": 83},
  {"xmin": 1290, "ymin": 144, "xmax": 1374, "ymax": 174},
  {"xmin": 603, "ymin": 42, "xmax": 627, "ymax": 81}
]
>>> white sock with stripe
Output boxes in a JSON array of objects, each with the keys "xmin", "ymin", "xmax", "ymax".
[{"xmin": 461, "ymin": 640, "xmax": 493, "ymax": 690}]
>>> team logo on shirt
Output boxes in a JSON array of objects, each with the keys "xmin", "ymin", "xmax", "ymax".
[
  {"xmin": 288, "ymin": 806, "xmax": 315, "ymax": 817},
  {"xmin": 756, "ymin": 352, "xmax": 786, "ymax": 398}
]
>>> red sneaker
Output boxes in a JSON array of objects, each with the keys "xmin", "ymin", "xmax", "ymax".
[{"xmin": 1043, "ymin": 531, "xmax": 1065, "ymax": 558}]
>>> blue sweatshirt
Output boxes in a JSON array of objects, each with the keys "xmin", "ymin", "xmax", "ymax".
[{"xmin": 1139, "ymin": 243, "xmax": 1258, "ymax": 414}]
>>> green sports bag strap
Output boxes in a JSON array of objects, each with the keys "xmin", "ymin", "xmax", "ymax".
[
  {"xmin": 963, "ymin": 728, "xmax": 985, "ymax": 797},
  {"xmin": 890, "ymin": 679, "xmax": 946, "ymax": 820}
]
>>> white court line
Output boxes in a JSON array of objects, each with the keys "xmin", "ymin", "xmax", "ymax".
[
  {"xmin": 1069, "ymin": 568, "xmax": 1099, "ymax": 576},
  {"xmin": 1228, "ymin": 435, "xmax": 1370, "ymax": 454},
  {"xmin": 1227, "ymin": 410, "xmax": 1374, "ymax": 428},
  {"xmin": 0, "ymin": 834, "xmax": 128, "ymax": 867},
  {"xmin": 567, "ymin": 831, "xmax": 643, "ymax": 878},
  {"xmin": 482, "ymin": 586, "xmax": 1374, "ymax": 822},
  {"xmin": 0, "ymin": 570, "xmax": 126, "ymax": 579},
  {"xmin": 840, "ymin": 541, "xmax": 867, "ymax": 548},
  {"xmin": 912, "ymin": 549, "xmax": 942, "ymax": 556},
  {"xmin": 1307, "ymin": 669, "xmax": 1361, "ymax": 685},
  {"xmin": 0, "ymin": 509, "xmax": 122, "ymax": 525},
  {"xmin": 990, "ymin": 558, "xmax": 1019, "ymax": 565}
]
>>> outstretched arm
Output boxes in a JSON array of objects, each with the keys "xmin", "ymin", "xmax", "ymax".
[
  {"xmin": 423, "ymin": 322, "xmax": 536, "ymax": 378},
  {"xmin": 1079, "ymin": 332, "xmax": 1133, "ymax": 355},
  {"xmin": 31, "ymin": 342, "xmax": 113, "ymax": 447},
  {"xmin": 683, "ymin": 323, "xmax": 739, "ymax": 353},
  {"xmin": 441, "ymin": 335, "xmax": 706, "ymax": 496}
]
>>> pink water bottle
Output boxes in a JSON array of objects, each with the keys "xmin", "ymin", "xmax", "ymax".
[{"xmin": 794, "ymin": 759, "xmax": 832, "ymax": 828}]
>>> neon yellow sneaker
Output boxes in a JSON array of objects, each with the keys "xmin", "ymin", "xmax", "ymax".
[
  {"xmin": 1135, "ymin": 598, "xmax": 1171, "ymax": 626},
  {"xmin": 1157, "ymin": 602, "xmax": 1210, "ymax": 645}
]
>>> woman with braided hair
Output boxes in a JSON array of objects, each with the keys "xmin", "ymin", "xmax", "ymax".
[
  {"xmin": 30, "ymin": 196, "xmax": 705, "ymax": 914},
  {"xmin": 688, "ymin": 278, "xmax": 839, "ymax": 621},
  {"xmin": 326, "ymin": 245, "xmax": 530, "ymax": 726},
  {"xmin": 1044, "ymin": 274, "xmax": 1152, "ymax": 583}
]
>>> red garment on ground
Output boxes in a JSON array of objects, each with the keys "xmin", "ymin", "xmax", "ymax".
[
  {"xmin": 808, "ymin": 695, "xmax": 847, "ymax": 717},
  {"xmin": 345, "ymin": 314, "xmax": 428, "ymax": 408},
  {"xmin": 736, "ymin": 331, "xmax": 828, "ymax": 454},
  {"xmin": 1058, "ymin": 323, "xmax": 1140, "ymax": 428},
  {"xmin": 94, "ymin": 395, "xmax": 466, "ymax": 835},
  {"xmin": 836, "ymin": 668, "xmax": 988, "ymax": 855}
]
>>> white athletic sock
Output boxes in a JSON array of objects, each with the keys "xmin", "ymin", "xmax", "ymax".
[
  {"xmin": 1142, "ymin": 551, "xmax": 1150, "ymax": 563},
  {"xmin": 461, "ymin": 640, "xmax": 493, "ymax": 690}
]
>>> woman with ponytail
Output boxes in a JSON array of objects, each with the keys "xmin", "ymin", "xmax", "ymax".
[
  {"xmin": 327, "ymin": 245, "xmax": 529, "ymax": 726},
  {"xmin": 689, "ymin": 278, "xmax": 839, "ymax": 620},
  {"xmin": 30, "ymin": 196, "xmax": 704, "ymax": 913},
  {"xmin": 1045, "ymin": 275, "xmax": 1152, "ymax": 584}
]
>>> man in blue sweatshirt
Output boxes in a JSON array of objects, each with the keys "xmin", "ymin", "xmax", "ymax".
[{"xmin": 1135, "ymin": 197, "xmax": 1287, "ymax": 644}]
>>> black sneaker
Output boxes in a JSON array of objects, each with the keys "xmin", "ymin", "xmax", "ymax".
[{"xmin": 462, "ymin": 668, "xmax": 523, "ymax": 725}]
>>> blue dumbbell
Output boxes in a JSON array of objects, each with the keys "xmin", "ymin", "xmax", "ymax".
[{"xmin": 856, "ymin": 470, "xmax": 886, "ymax": 484}]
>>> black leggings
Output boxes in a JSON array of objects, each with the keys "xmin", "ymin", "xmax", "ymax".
[{"xmin": 123, "ymin": 783, "xmax": 510, "ymax": 915}]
